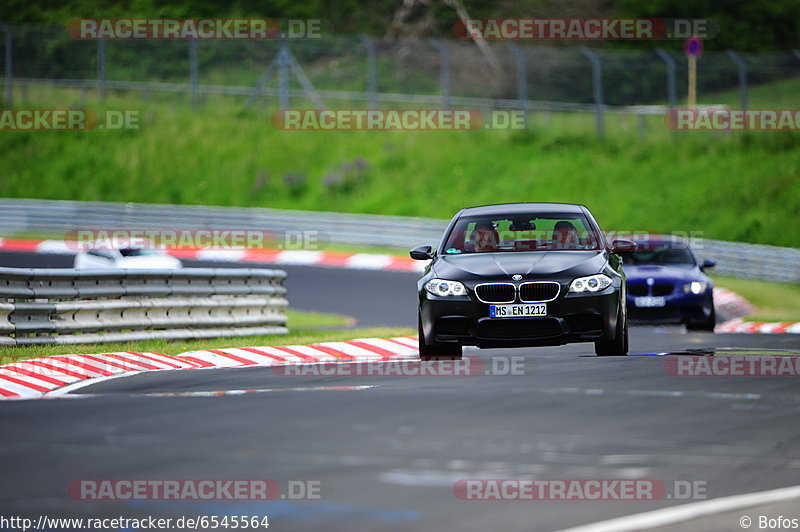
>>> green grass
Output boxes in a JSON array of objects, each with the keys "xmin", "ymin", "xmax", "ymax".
[
  {"xmin": 710, "ymin": 76, "xmax": 800, "ymax": 109},
  {"xmin": 284, "ymin": 308, "xmax": 354, "ymax": 328},
  {"xmin": 0, "ymin": 307, "xmax": 373, "ymax": 364},
  {"xmin": 713, "ymin": 276, "xmax": 800, "ymax": 322},
  {"xmin": 1, "ymin": 81, "xmax": 800, "ymax": 248},
  {"xmin": 313, "ymin": 242, "xmax": 410, "ymax": 256}
]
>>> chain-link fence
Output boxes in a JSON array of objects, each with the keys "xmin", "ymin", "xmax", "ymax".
[{"xmin": 2, "ymin": 23, "xmax": 800, "ymax": 136}]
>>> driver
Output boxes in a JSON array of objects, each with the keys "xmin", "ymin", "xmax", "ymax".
[{"xmin": 552, "ymin": 220, "xmax": 580, "ymax": 249}]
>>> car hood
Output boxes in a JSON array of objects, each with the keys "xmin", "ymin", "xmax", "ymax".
[
  {"xmin": 623, "ymin": 264, "xmax": 703, "ymax": 282},
  {"xmin": 433, "ymin": 251, "xmax": 607, "ymax": 281}
]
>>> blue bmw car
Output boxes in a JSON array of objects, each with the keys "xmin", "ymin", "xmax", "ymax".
[{"xmin": 623, "ymin": 235, "xmax": 716, "ymax": 331}]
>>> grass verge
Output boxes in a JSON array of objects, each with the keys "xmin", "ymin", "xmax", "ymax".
[
  {"xmin": 284, "ymin": 308, "xmax": 354, "ymax": 328},
  {"xmin": 0, "ymin": 327, "xmax": 414, "ymax": 365},
  {"xmin": 0, "ymin": 309, "xmax": 412, "ymax": 365},
  {"xmin": 2, "ymin": 81, "xmax": 800, "ymax": 247},
  {"xmin": 713, "ymin": 276, "xmax": 800, "ymax": 322}
]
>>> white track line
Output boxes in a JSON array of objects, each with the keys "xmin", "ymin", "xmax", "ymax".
[{"xmin": 554, "ymin": 483, "xmax": 800, "ymax": 532}]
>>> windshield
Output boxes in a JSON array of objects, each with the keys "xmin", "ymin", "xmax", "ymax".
[
  {"xmin": 442, "ymin": 213, "xmax": 602, "ymax": 254},
  {"xmin": 628, "ymin": 243, "xmax": 696, "ymax": 265}
]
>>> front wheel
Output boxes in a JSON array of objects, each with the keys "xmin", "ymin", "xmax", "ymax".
[
  {"xmin": 686, "ymin": 305, "xmax": 716, "ymax": 332},
  {"xmin": 418, "ymin": 315, "xmax": 462, "ymax": 360},
  {"xmin": 595, "ymin": 305, "xmax": 628, "ymax": 356}
]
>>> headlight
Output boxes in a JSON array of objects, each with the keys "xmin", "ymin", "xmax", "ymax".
[
  {"xmin": 683, "ymin": 281, "xmax": 708, "ymax": 294},
  {"xmin": 425, "ymin": 279, "xmax": 467, "ymax": 297},
  {"xmin": 569, "ymin": 274, "xmax": 612, "ymax": 293}
]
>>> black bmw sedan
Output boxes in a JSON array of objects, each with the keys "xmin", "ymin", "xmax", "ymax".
[{"xmin": 410, "ymin": 203, "xmax": 635, "ymax": 359}]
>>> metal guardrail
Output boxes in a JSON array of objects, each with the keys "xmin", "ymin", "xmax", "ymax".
[
  {"xmin": 0, "ymin": 267, "xmax": 288, "ymax": 345},
  {"xmin": 693, "ymin": 240, "xmax": 800, "ymax": 285},
  {"xmin": 0, "ymin": 198, "xmax": 446, "ymax": 250},
  {"xmin": 0, "ymin": 199, "xmax": 797, "ymax": 284}
]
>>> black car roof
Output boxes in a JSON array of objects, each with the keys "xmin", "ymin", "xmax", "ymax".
[{"xmin": 458, "ymin": 202, "xmax": 588, "ymax": 216}]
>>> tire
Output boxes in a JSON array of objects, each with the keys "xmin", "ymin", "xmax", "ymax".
[
  {"xmin": 595, "ymin": 304, "xmax": 628, "ymax": 356},
  {"xmin": 418, "ymin": 315, "xmax": 462, "ymax": 360},
  {"xmin": 686, "ymin": 305, "xmax": 716, "ymax": 332}
]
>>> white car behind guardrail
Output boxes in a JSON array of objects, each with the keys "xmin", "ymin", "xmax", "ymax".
[{"xmin": 74, "ymin": 245, "xmax": 182, "ymax": 269}]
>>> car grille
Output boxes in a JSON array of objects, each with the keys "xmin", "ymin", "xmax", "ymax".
[
  {"xmin": 628, "ymin": 283, "xmax": 674, "ymax": 297},
  {"xmin": 475, "ymin": 284, "xmax": 515, "ymax": 303},
  {"xmin": 628, "ymin": 284, "xmax": 648, "ymax": 297},
  {"xmin": 477, "ymin": 318, "xmax": 562, "ymax": 339},
  {"xmin": 652, "ymin": 283, "xmax": 674, "ymax": 296},
  {"xmin": 519, "ymin": 282, "xmax": 560, "ymax": 302}
]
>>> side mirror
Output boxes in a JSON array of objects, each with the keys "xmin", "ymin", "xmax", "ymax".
[
  {"xmin": 610, "ymin": 239, "xmax": 637, "ymax": 254},
  {"xmin": 410, "ymin": 245, "xmax": 434, "ymax": 260},
  {"xmin": 701, "ymin": 259, "xmax": 716, "ymax": 269}
]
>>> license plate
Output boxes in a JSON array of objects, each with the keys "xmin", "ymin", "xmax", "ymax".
[
  {"xmin": 634, "ymin": 296, "xmax": 666, "ymax": 308},
  {"xmin": 489, "ymin": 304, "xmax": 547, "ymax": 318}
]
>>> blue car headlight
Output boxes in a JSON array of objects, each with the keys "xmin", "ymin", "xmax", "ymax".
[
  {"xmin": 425, "ymin": 279, "xmax": 467, "ymax": 297},
  {"xmin": 683, "ymin": 281, "xmax": 708, "ymax": 295},
  {"xmin": 569, "ymin": 274, "xmax": 612, "ymax": 293}
]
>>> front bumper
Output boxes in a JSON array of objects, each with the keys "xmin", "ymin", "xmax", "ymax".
[
  {"xmin": 626, "ymin": 292, "xmax": 713, "ymax": 324},
  {"xmin": 420, "ymin": 283, "xmax": 620, "ymax": 348}
]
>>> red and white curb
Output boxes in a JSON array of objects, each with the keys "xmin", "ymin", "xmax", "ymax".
[
  {"xmin": 715, "ymin": 319, "xmax": 800, "ymax": 334},
  {"xmin": 712, "ymin": 288, "xmax": 800, "ymax": 333},
  {"xmin": 714, "ymin": 287, "xmax": 754, "ymax": 319},
  {"xmin": 178, "ymin": 336, "xmax": 418, "ymax": 368},
  {"xmin": 0, "ymin": 336, "xmax": 420, "ymax": 400},
  {"xmin": 0, "ymin": 351, "xmax": 200, "ymax": 400},
  {"xmin": 0, "ymin": 238, "xmax": 424, "ymax": 272}
]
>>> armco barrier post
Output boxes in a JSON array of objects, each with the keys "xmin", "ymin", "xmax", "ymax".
[
  {"xmin": 580, "ymin": 47, "xmax": 604, "ymax": 139},
  {"xmin": 428, "ymin": 39, "xmax": 451, "ymax": 109},
  {"xmin": 726, "ymin": 50, "xmax": 748, "ymax": 110},
  {"xmin": 97, "ymin": 38, "xmax": 106, "ymax": 101},
  {"xmin": 279, "ymin": 41, "xmax": 290, "ymax": 109},
  {"xmin": 189, "ymin": 39, "xmax": 199, "ymax": 109},
  {"xmin": 507, "ymin": 43, "xmax": 529, "ymax": 127},
  {"xmin": 359, "ymin": 35, "xmax": 378, "ymax": 109},
  {"xmin": 0, "ymin": 22, "xmax": 11, "ymax": 107},
  {"xmin": 655, "ymin": 48, "xmax": 677, "ymax": 138}
]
